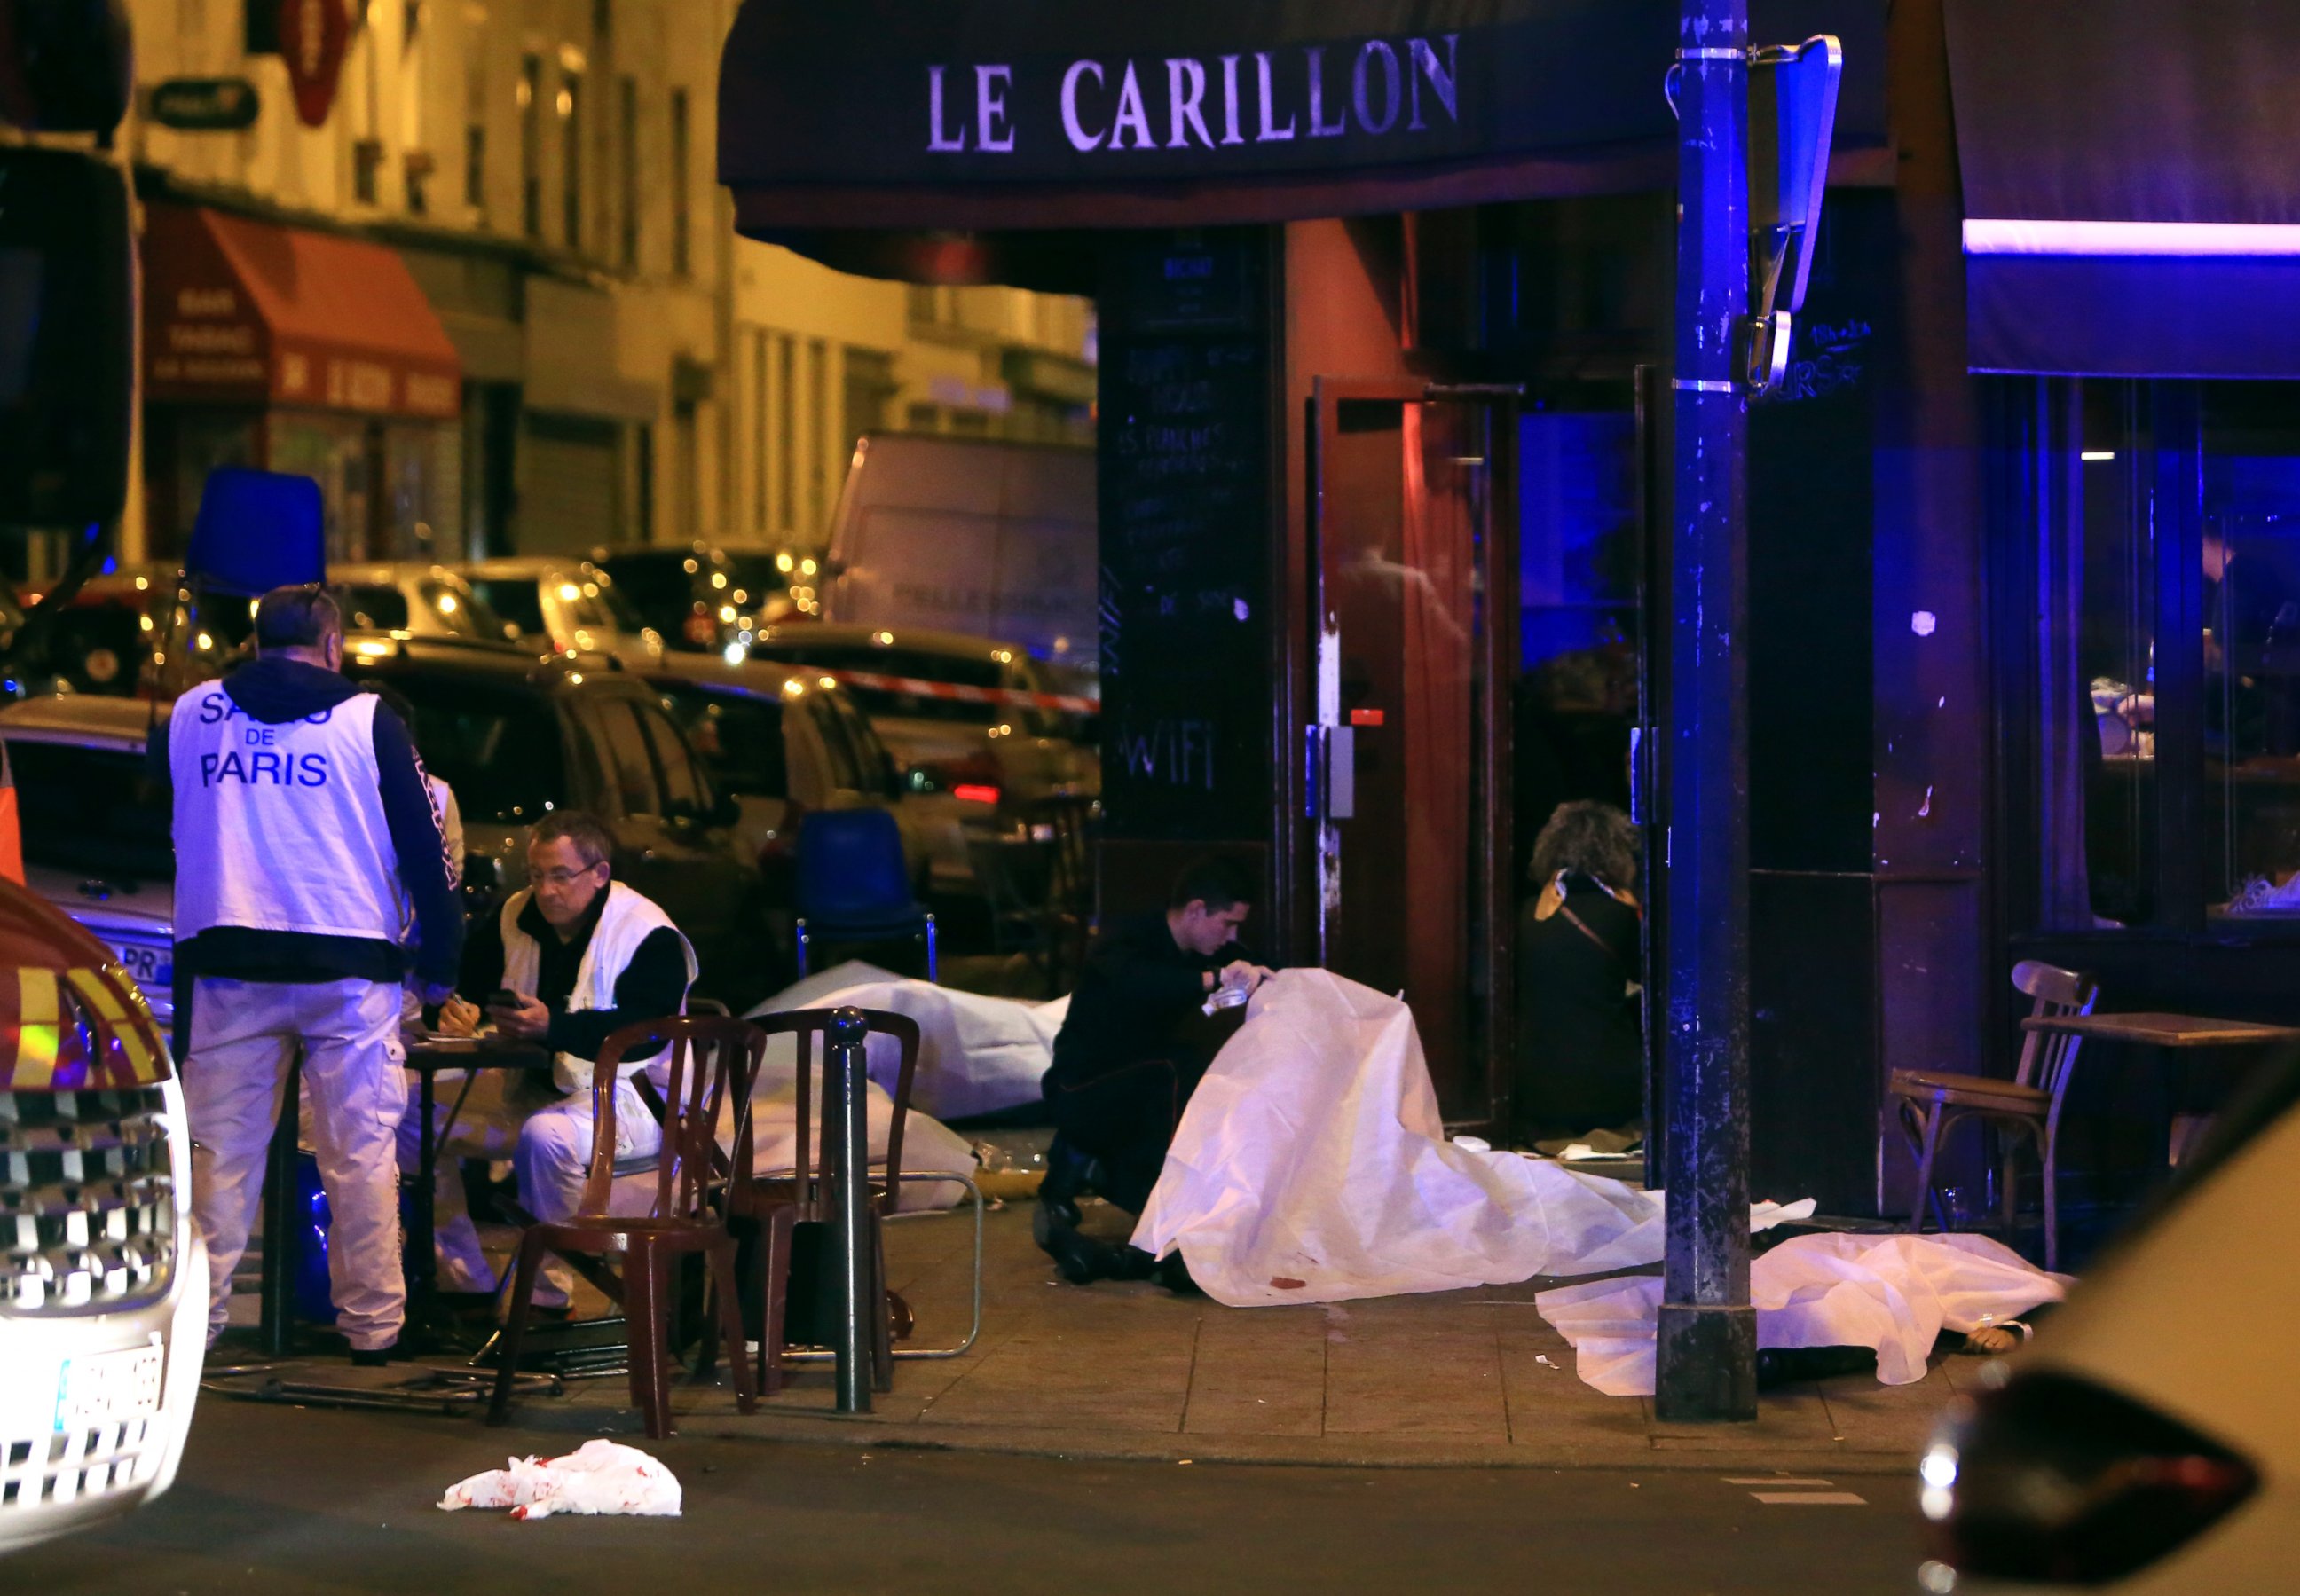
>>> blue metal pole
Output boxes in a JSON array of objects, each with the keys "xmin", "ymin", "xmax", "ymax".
[
  {"xmin": 1656, "ymin": 0, "xmax": 1757, "ymax": 1422},
  {"xmin": 826, "ymin": 1007, "xmax": 874, "ymax": 1414}
]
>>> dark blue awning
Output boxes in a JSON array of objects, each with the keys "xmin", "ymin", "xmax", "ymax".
[
  {"xmin": 1947, "ymin": 0, "xmax": 2300, "ymax": 378},
  {"xmin": 718, "ymin": 0, "xmax": 1885, "ymax": 284}
]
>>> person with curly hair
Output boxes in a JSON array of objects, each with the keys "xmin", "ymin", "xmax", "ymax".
[{"xmin": 1513, "ymin": 800, "xmax": 1645, "ymax": 1146}]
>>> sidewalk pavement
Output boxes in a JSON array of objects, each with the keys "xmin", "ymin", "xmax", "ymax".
[{"xmin": 513, "ymin": 1201, "xmax": 1972, "ymax": 1479}]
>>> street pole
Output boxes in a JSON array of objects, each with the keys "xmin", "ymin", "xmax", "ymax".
[
  {"xmin": 1656, "ymin": 0, "xmax": 1756, "ymax": 1423},
  {"xmin": 826, "ymin": 1007, "xmax": 875, "ymax": 1414}
]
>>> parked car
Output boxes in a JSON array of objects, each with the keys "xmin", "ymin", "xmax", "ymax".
[
  {"xmin": 0, "ymin": 875, "xmax": 205, "ymax": 1553},
  {"xmin": 343, "ymin": 635, "xmax": 777, "ymax": 1007},
  {"xmin": 589, "ymin": 542, "xmax": 790, "ymax": 654},
  {"xmin": 453, "ymin": 557, "xmax": 664, "ymax": 671},
  {"xmin": 746, "ymin": 623, "xmax": 1099, "ymax": 835},
  {"xmin": 0, "ymin": 696, "xmax": 177, "ymax": 1026},
  {"xmin": 0, "ymin": 640, "xmax": 781, "ymax": 1017},
  {"xmin": 1918, "ymin": 1050, "xmax": 2300, "ymax": 1592},
  {"xmin": 327, "ymin": 562, "xmax": 520, "ymax": 645},
  {"xmin": 644, "ymin": 654, "xmax": 973, "ymax": 896},
  {"xmin": 13, "ymin": 565, "xmax": 251, "ymax": 697}
]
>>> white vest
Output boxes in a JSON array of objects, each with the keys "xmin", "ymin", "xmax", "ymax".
[
  {"xmin": 170, "ymin": 686, "xmax": 408, "ymax": 947},
  {"xmin": 500, "ymin": 880, "xmax": 698, "ymax": 1091}
]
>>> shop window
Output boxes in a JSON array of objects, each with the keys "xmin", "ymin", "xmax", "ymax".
[
  {"xmin": 560, "ymin": 68, "xmax": 584, "ymax": 250},
  {"xmin": 668, "ymin": 87, "xmax": 691, "ymax": 278},
  {"xmin": 2026, "ymin": 379, "xmax": 2300, "ymax": 931},
  {"xmin": 353, "ymin": 138, "xmax": 384, "ymax": 206},
  {"xmin": 617, "ymin": 75, "xmax": 639, "ymax": 271},
  {"xmin": 464, "ymin": 124, "xmax": 485, "ymax": 216},
  {"xmin": 518, "ymin": 53, "xmax": 542, "ymax": 239}
]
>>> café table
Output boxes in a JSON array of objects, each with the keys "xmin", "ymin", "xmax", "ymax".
[
  {"xmin": 256, "ymin": 1030, "xmax": 549, "ymax": 1356},
  {"xmin": 2020, "ymin": 1010, "xmax": 2300, "ymax": 1169}
]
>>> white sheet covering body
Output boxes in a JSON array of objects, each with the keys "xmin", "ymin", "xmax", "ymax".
[
  {"xmin": 1131, "ymin": 971, "xmax": 1809, "ymax": 1307},
  {"xmin": 1535, "ymin": 1232, "xmax": 2072, "ymax": 1395},
  {"xmin": 748, "ymin": 960, "xmax": 1066, "ymax": 1119}
]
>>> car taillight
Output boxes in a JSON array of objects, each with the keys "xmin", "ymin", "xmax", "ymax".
[
  {"xmin": 1919, "ymin": 1372, "xmax": 2258, "ymax": 1589},
  {"xmin": 927, "ymin": 751, "xmax": 1003, "ymax": 810},
  {"xmin": 756, "ymin": 799, "xmax": 806, "ymax": 869}
]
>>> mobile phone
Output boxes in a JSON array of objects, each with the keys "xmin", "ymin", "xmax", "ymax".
[{"xmin": 487, "ymin": 988, "xmax": 521, "ymax": 1009}]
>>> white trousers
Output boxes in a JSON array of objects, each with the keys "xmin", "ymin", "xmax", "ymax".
[
  {"xmin": 185, "ymin": 977, "xmax": 408, "ymax": 1351},
  {"xmin": 396, "ymin": 1071, "xmax": 662, "ymax": 1294}
]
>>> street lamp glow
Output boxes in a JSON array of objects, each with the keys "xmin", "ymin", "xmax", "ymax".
[
  {"xmin": 776, "ymin": 552, "xmax": 795, "ymax": 573},
  {"xmin": 722, "ymin": 642, "xmax": 744, "ymax": 665},
  {"xmin": 799, "ymin": 557, "xmax": 818, "ymax": 577}
]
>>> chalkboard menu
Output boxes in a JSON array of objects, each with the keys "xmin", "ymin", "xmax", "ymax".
[{"xmin": 1097, "ymin": 228, "xmax": 1276, "ymax": 841}]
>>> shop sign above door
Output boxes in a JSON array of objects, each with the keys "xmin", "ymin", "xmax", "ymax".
[
  {"xmin": 143, "ymin": 76, "xmax": 262, "ymax": 131},
  {"xmin": 719, "ymin": 0, "xmax": 1682, "ymax": 231},
  {"xmin": 278, "ymin": 0, "xmax": 349, "ymax": 128}
]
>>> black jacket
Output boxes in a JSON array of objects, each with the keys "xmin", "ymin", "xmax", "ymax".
[
  {"xmin": 1047, "ymin": 913, "xmax": 1244, "ymax": 1088},
  {"xmin": 459, "ymin": 890, "xmax": 690, "ymax": 1068},
  {"xmin": 1512, "ymin": 876, "xmax": 1644, "ymax": 1140}
]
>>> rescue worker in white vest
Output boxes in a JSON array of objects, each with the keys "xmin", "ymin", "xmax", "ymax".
[
  {"xmin": 405, "ymin": 810, "xmax": 696, "ymax": 1307},
  {"xmin": 168, "ymin": 585, "xmax": 462, "ymax": 1364}
]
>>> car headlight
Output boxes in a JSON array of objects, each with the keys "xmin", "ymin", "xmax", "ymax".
[{"xmin": 1920, "ymin": 1371, "xmax": 2257, "ymax": 1587}]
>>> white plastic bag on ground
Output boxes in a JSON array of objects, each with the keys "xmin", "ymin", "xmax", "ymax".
[
  {"xmin": 1536, "ymin": 1230, "xmax": 2073, "ymax": 1394},
  {"xmin": 1131, "ymin": 970, "xmax": 1811, "ymax": 1306},
  {"xmin": 748, "ymin": 960, "xmax": 1066, "ymax": 1119},
  {"xmin": 438, "ymin": 1439, "xmax": 681, "ymax": 1519}
]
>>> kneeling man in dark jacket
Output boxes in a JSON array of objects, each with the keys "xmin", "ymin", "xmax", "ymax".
[{"xmin": 1036, "ymin": 855, "xmax": 1270, "ymax": 1286}]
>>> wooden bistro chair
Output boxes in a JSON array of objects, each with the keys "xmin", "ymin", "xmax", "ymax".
[
  {"xmin": 488, "ymin": 1016, "xmax": 766, "ymax": 1438},
  {"xmin": 730, "ymin": 1008, "xmax": 923, "ymax": 1396},
  {"xmin": 1887, "ymin": 959, "xmax": 2099, "ymax": 1270}
]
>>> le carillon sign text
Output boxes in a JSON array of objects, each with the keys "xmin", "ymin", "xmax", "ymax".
[
  {"xmin": 923, "ymin": 38, "xmax": 1469, "ymax": 155},
  {"xmin": 719, "ymin": 0, "xmax": 1682, "ymax": 228}
]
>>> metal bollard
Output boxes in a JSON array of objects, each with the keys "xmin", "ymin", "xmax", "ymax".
[{"xmin": 825, "ymin": 1007, "xmax": 873, "ymax": 1414}]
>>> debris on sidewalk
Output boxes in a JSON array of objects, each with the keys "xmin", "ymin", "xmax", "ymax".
[{"xmin": 438, "ymin": 1439, "xmax": 682, "ymax": 1519}]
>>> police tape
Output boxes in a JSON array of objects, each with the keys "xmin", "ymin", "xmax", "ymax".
[{"xmin": 816, "ymin": 667, "xmax": 1099, "ymax": 717}]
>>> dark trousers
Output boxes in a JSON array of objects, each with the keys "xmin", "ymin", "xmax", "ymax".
[{"xmin": 1043, "ymin": 1049, "xmax": 1210, "ymax": 1215}]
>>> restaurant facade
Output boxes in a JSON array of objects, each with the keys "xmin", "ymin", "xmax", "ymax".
[{"xmin": 721, "ymin": 0, "xmax": 2300, "ymax": 1230}]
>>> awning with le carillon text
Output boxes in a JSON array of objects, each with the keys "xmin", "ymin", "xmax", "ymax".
[{"xmin": 716, "ymin": 0, "xmax": 1885, "ymax": 288}]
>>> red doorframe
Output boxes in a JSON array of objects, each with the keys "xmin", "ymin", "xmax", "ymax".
[{"xmin": 1304, "ymin": 378, "xmax": 1519, "ymax": 1120}]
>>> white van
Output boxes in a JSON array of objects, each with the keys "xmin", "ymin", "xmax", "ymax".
[{"xmin": 823, "ymin": 435, "xmax": 1097, "ymax": 678}]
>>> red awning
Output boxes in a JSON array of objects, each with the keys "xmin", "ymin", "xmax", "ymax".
[{"xmin": 143, "ymin": 204, "xmax": 461, "ymax": 418}]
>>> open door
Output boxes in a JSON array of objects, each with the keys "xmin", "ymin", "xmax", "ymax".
[{"xmin": 1309, "ymin": 381, "xmax": 1519, "ymax": 1121}]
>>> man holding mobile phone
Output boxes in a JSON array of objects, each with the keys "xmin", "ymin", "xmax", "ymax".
[{"xmin": 398, "ymin": 810, "xmax": 695, "ymax": 1308}]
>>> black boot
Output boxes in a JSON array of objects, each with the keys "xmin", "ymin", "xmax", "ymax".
[
  {"xmin": 1033, "ymin": 1201, "xmax": 1155, "ymax": 1286},
  {"xmin": 1037, "ymin": 1133, "xmax": 1098, "ymax": 1230},
  {"xmin": 1152, "ymin": 1252, "xmax": 1201, "ymax": 1295}
]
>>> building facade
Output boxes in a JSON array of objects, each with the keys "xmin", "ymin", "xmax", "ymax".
[{"xmin": 122, "ymin": 0, "xmax": 1091, "ymax": 571}]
